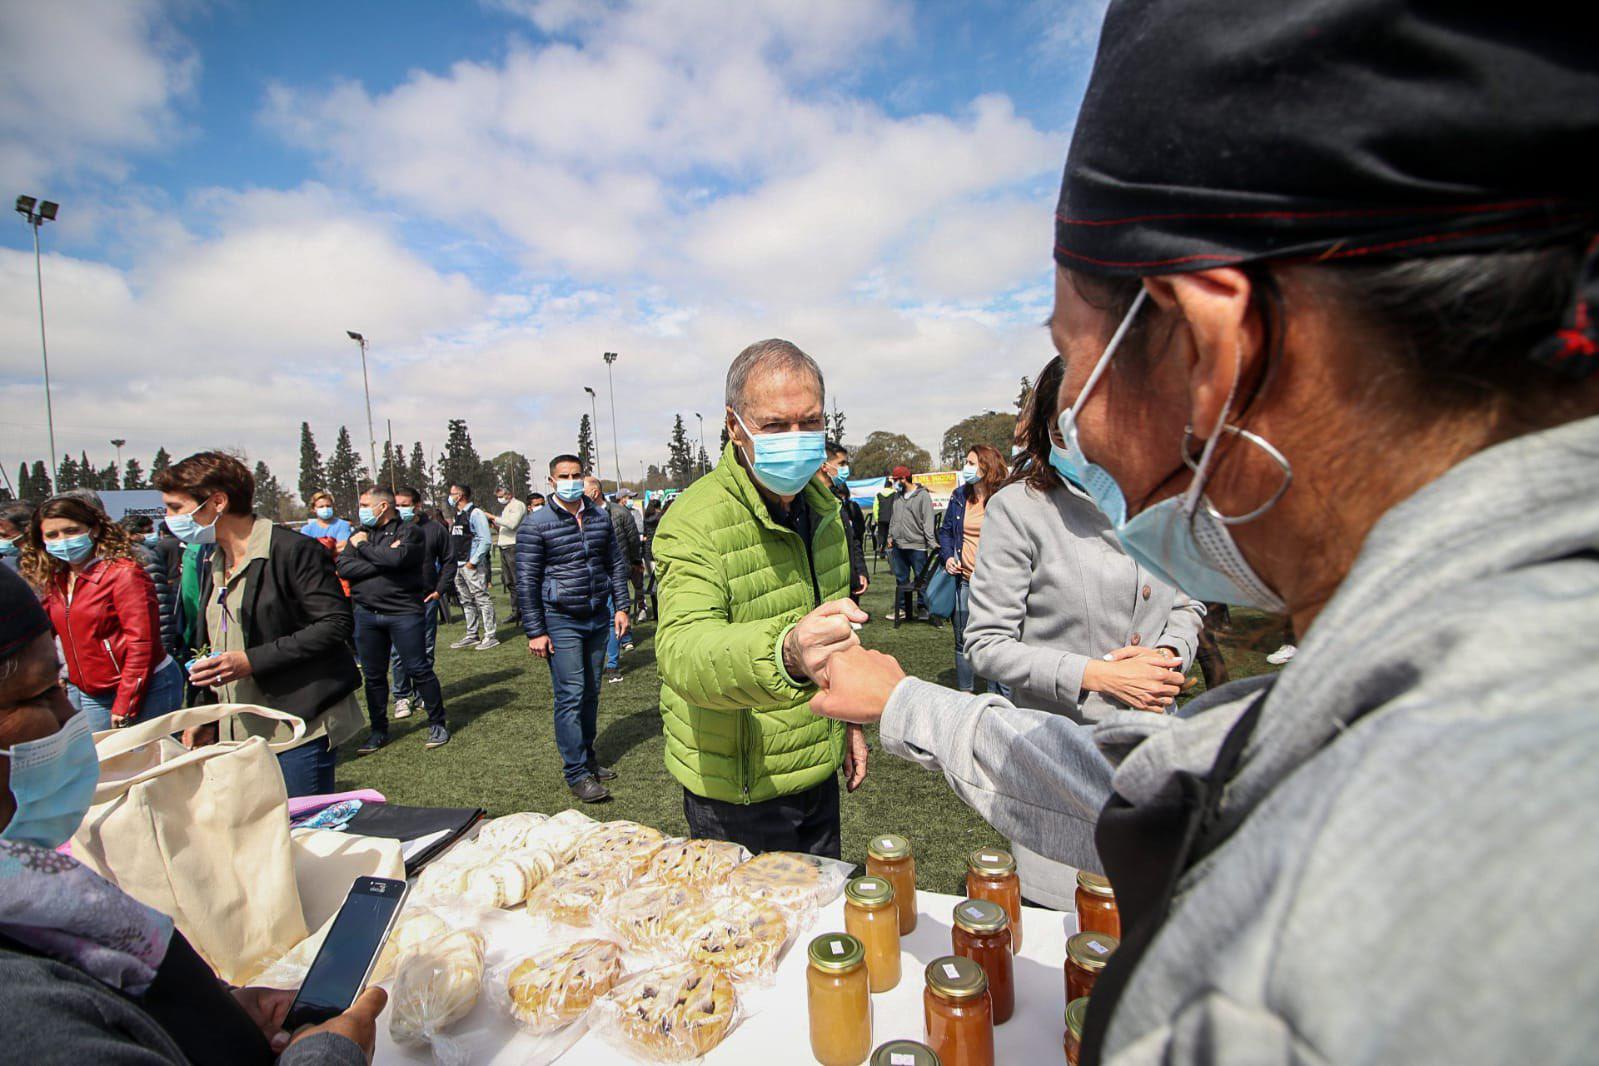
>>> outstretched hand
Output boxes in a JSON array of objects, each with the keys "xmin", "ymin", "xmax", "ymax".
[
  {"xmin": 783, "ymin": 598, "xmax": 869, "ymax": 686},
  {"xmin": 809, "ymin": 646, "xmax": 906, "ymax": 725}
]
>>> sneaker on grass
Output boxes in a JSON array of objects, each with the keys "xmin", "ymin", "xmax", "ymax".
[
  {"xmin": 356, "ymin": 732, "xmax": 387, "ymax": 755},
  {"xmin": 448, "ymin": 635, "xmax": 478, "ymax": 650},
  {"xmin": 475, "ymin": 637, "xmax": 501, "ymax": 650},
  {"xmin": 1266, "ymin": 644, "xmax": 1298, "ymax": 665},
  {"xmin": 393, "ymin": 698, "xmax": 412, "ymax": 720},
  {"xmin": 425, "ymin": 725, "xmax": 450, "ymax": 749},
  {"xmin": 605, "ymin": 668, "xmax": 623, "ymax": 684}
]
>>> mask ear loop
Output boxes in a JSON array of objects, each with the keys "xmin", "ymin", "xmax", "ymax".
[
  {"xmin": 1058, "ymin": 288, "xmax": 1150, "ymax": 450},
  {"xmin": 1179, "ymin": 340, "xmax": 1293, "ymax": 525}
]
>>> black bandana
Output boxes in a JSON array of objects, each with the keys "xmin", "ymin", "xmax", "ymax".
[
  {"xmin": 1055, "ymin": 0, "xmax": 1599, "ymax": 374},
  {"xmin": 0, "ymin": 565, "xmax": 50, "ymax": 661}
]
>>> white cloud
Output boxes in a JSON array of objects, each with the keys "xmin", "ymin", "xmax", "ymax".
[{"xmin": 0, "ymin": 0, "xmax": 197, "ymax": 187}]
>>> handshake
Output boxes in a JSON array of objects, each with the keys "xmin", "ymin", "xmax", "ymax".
[{"xmin": 783, "ymin": 600, "xmax": 909, "ymax": 727}]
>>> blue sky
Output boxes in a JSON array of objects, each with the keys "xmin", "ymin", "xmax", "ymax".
[{"xmin": 1, "ymin": 0, "xmax": 1108, "ymax": 490}]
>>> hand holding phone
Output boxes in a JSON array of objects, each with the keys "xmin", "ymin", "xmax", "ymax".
[{"xmin": 284, "ymin": 877, "xmax": 408, "ymax": 1031}]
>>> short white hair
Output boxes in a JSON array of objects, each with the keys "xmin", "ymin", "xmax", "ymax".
[{"xmin": 725, "ymin": 339, "xmax": 825, "ymax": 413}]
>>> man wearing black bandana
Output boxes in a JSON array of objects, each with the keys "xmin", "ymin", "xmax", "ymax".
[{"xmin": 810, "ymin": 2, "xmax": 1599, "ymax": 1062}]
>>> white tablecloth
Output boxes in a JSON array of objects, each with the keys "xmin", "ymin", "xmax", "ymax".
[{"xmin": 374, "ymin": 889, "xmax": 1077, "ymax": 1064}]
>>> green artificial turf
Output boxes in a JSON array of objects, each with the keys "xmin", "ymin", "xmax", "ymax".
[{"xmin": 335, "ymin": 561, "xmax": 1283, "ymax": 895}]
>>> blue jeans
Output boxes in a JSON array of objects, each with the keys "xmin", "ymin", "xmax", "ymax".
[
  {"xmin": 277, "ymin": 736, "xmax": 336, "ymax": 798},
  {"xmin": 888, "ymin": 547, "xmax": 929, "ymax": 613},
  {"xmin": 546, "ymin": 611, "xmax": 609, "ymax": 785},
  {"xmin": 604, "ymin": 594, "xmax": 634, "ymax": 670},
  {"xmin": 67, "ymin": 658, "xmax": 183, "ymax": 731},
  {"xmin": 390, "ymin": 598, "xmax": 440, "ymax": 702},
  {"xmin": 353, "ymin": 606, "xmax": 447, "ymax": 733}
]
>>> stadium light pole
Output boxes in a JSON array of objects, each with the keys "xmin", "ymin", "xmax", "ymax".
[
  {"xmin": 583, "ymin": 387, "xmax": 601, "ymax": 479},
  {"xmin": 16, "ymin": 195, "xmax": 59, "ymax": 480},
  {"xmin": 602, "ymin": 352, "xmax": 622, "ymax": 494},
  {"xmin": 345, "ymin": 331, "xmax": 380, "ymax": 483},
  {"xmin": 110, "ymin": 439, "xmax": 125, "ymax": 477},
  {"xmin": 694, "ymin": 412, "xmax": 707, "ymax": 475}
]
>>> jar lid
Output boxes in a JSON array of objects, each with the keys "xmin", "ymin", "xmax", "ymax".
[
  {"xmin": 952, "ymin": 898, "xmax": 1009, "ymax": 935},
  {"xmin": 1076, "ymin": 870, "xmax": 1115, "ymax": 898},
  {"xmin": 846, "ymin": 875, "xmax": 895, "ymax": 909},
  {"xmin": 1066, "ymin": 931, "xmax": 1120, "ymax": 972},
  {"xmin": 871, "ymin": 1039, "xmax": 942, "ymax": 1066},
  {"xmin": 1065, "ymin": 996, "xmax": 1090, "ymax": 1038},
  {"xmin": 967, "ymin": 848, "xmax": 1016, "ymax": 876},
  {"xmin": 867, "ymin": 833, "xmax": 912, "ymax": 861},
  {"xmin": 808, "ymin": 933, "xmax": 865, "ymax": 974},
  {"xmin": 924, "ymin": 955, "xmax": 988, "ymax": 1000}
]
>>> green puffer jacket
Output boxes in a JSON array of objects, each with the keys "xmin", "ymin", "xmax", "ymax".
[{"xmin": 654, "ymin": 444, "xmax": 851, "ymax": 804}]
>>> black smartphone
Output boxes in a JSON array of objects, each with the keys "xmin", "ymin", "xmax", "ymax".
[{"xmin": 283, "ymin": 876, "xmax": 409, "ymax": 1031}]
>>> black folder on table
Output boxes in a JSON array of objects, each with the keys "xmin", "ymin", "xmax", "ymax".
[{"xmin": 342, "ymin": 804, "xmax": 485, "ymax": 876}]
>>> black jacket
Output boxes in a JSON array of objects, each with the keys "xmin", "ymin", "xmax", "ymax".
[
  {"xmin": 414, "ymin": 515, "xmax": 452, "ymax": 596},
  {"xmin": 335, "ymin": 517, "xmax": 425, "ymax": 614},
  {"xmin": 515, "ymin": 500, "xmax": 630, "ymax": 637},
  {"xmin": 829, "ymin": 479, "xmax": 867, "ymax": 592},
  {"xmin": 604, "ymin": 501, "xmax": 643, "ymax": 566},
  {"xmin": 194, "ymin": 526, "xmax": 360, "ymax": 721},
  {"xmin": 135, "ymin": 545, "xmax": 181, "ymax": 659}
]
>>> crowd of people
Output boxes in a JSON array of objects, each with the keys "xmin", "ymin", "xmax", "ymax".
[{"xmin": 2, "ymin": 2, "xmax": 1595, "ymax": 1062}]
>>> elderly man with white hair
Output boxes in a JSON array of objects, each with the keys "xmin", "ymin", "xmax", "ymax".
[{"xmin": 652, "ymin": 339, "xmax": 869, "ymax": 857}]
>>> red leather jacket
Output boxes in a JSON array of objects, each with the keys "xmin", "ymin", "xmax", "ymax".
[{"xmin": 44, "ymin": 556, "xmax": 163, "ymax": 721}]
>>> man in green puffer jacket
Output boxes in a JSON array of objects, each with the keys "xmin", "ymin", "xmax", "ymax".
[{"xmin": 654, "ymin": 339, "xmax": 871, "ymax": 858}]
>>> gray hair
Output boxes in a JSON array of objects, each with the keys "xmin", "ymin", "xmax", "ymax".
[
  {"xmin": 725, "ymin": 339, "xmax": 825, "ymax": 413},
  {"xmin": 362, "ymin": 485, "xmax": 396, "ymax": 506}
]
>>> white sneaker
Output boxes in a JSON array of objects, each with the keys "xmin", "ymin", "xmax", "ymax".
[
  {"xmin": 476, "ymin": 637, "xmax": 501, "ymax": 650},
  {"xmin": 393, "ymin": 698, "xmax": 413, "ymax": 720},
  {"xmin": 449, "ymin": 636, "xmax": 478, "ymax": 649},
  {"xmin": 1266, "ymin": 644, "xmax": 1297, "ymax": 665}
]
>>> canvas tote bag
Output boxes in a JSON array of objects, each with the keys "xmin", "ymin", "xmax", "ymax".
[{"xmin": 71, "ymin": 703, "xmax": 312, "ymax": 984}]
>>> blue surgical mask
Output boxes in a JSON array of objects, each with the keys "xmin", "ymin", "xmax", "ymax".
[
  {"xmin": 164, "ymin": 499, "xmax": 219, "ymax": 545},
  {"xmin": 45, "ymin": 534, "xmax": 95, "ymax": 565},
  {"xmin": 358, "ymin": 506, "xmax": 378, "ymax": 528},
  {"xmin": 1058, "ymin": 289, "xmax": 1289, "ymax": 612},
  {"xmin": 315, "ymin": 506, "xmax": 334, "ymax": 521},
  {"xmin": 836, "ymin": 465, "xmax": 851, "ymax": 482},
  {"xmin": 0, "ymin": 536, "xmax": 18, "ymax": 557},
  {"xmin": 0, "ymin": 715, "xmax": 99, "ymax": 849},
  {"xmin": 959, "ymin": 464, "xmax": 979, "ymax": 485},
  {"xmin": 143, "ymin": 532, "xmax": 160, "ymax": 546},
  {"xmin": 398, "ymin": 506, "xmax": 416, "ymax": 522},
  {"xmin": 1049, "ymin": 440, "xmax": 1085, "ymax": 491},
  {"xmin": 553, "ymin": 479, "xmax": 585, "ymax": 503},
  {"xmin": 732, "ymin": 411, "xmax": 826, "ymax": 496},
  {"xmin": 1011, "ymin": 443, "xmax": 1026, "ymax": 458}
]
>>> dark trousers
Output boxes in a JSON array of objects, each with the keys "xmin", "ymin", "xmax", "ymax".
[
  {"xmin": 888, "ymin": 547, "xmax": 929, "ymax": 614},
  {"xmin": 390, "ymin": 597, "xmax": 440, "ymax": 702},
  {"xmin": 683, "ymin": 776, "xmax": 841, "ymax": 859},
  {"xmin": 353, "ymin": 606, "xmax": 447, "ymax": 733},
  {"xmin": 499, "ymin": 545, "xmax": 520, "ymax": 623},
  {"xmin": 546, "ymin": 610, "xmax": 609, "ymax": 785},
  {"xmin": 277, "ymin": 737, "xmax": 335, "ymax": 798}
]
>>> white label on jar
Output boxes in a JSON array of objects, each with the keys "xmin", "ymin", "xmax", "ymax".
[
  {"xmin": 964, "ymin": 905, "xmax": 984, "ymax": 920},
  {"xmin": 830, "ymin": 940, "xmax": 845, "ymax": 956},
  {"xmin": 1088, "ymin": 940, "xmax": 1109, "ymax": 955},
  {"xmin": 892, "ymin": 1056, "xmax": 914, "ymax": 1065},
  {"xmin": 980, "ymin": 853, "xmax": 998, "ymax": 862},
  {"xmin": 880, "ymin": 838, "xmax": 894, "ymax": 849},
  {"xmin": 942, "ymin": 963, "xmax": 960, "ymax": 980}
]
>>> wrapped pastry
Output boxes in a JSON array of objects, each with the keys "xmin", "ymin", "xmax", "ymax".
[
  {"xmin": 574, "ymin": 820, "xmax": 667, "ymax": 877},
  {"xmin": 372, "ymin": 908, "xmax": 449, "ymax": 983},
  {"xmin": 476, "ymin": 811, "xmax": 549, "ymax": 851},
  {"xmin": 597, "ymin": 963, "xmax": 739, "ymax": 1062},
  {"xmin": 679, "ymin": 897, "xmax": 791, "ymax": 981},
  {"xmin": 388, "ymin": 929, "xmax": 486, "ymax": 1051},
  {"xmin": 503, "ymin": 938, "xmax": 625, "ymax": 1033},
  {"xmin": 605, "ymin": 882, "xmax": 705, "ymax": 955},
  {"xmin": 528, "ymin": 858, "xmax": 629, "ymax": 927},
  {"xmin": 414, "ymin": 860, "xmax": 474, "ymax": 903},
  {"xmin": 727, "ymin": 851, "xmax": 844, "ymax": 908},
  {"xmin": 461, "ymin": 857, "xmax": 535, "ymax": 910},
  {"xmin": 646, "ymin": 839, "xmax": 748, "ymax": 887}
]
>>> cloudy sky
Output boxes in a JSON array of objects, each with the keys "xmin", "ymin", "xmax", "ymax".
[{"xmin": 0, "ymin": 0, "xmax": 1108, "ymax": 492}]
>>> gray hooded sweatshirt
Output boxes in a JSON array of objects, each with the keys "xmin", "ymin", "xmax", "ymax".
[{"xmin": 879, "ymin": 413, "xmax": 1599, "ymax": 1063}]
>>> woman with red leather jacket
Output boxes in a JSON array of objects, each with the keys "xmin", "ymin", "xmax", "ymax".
[{"xmin": 19, "ymin": 495, "xmax": 184, "ymax": 731}]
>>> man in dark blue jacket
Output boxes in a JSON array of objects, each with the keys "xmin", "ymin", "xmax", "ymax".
[{"xmin": 517, "ymin": 454, "xmax": 631, "ymax": 802}]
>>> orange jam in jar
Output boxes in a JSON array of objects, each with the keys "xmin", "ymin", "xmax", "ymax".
[
  {"xmin": 950, "ymin": 898, "xmax": 1013, "ymax": 1024},
  {"xmin": 866, "ymin": 834, "xmax": 918, "ymax": 935},
  {"xmin": 1064, "ymin": 995, "xmax": 1089, "ymax": 1065},
  {"xmin": 1075, "ymin": 870, "xmax": 1120, "ymax": 938},
  {"xmin": 965, "ymin": 848, "xmax": 1022, "ymax": 953},
  {"xmin": 1065, "ymin": 931, "xmax": 1118, "ymax": 1003},
  {"xmin": 923, "ymin": 955, "xmax": 994, "ymax": 1066},
  {"xmin": 808, "ymin": 933, "xmax": 873, "ymax": 1066},
  {"xmin": 845, "ymin": 875, "xmax": 902, "ymax": 993}
]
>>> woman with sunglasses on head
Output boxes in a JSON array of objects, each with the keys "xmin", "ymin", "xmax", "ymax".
[
  {"xmin": 812, "ymin": 3, "xmax": 1599, "ymax": 1061},
  {"xmin": 19, "ymin": 495, "xmax": 182, "ymax": 731}
]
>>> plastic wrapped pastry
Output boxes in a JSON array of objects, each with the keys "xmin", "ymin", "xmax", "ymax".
[
  {"xmin": 679, "ymin": 896, "xmax": 791, "ymax": 982},
  {"xmin": 502, "ymin": 938, "xmax": 625, "ymax": 1033},
  {"xmin": 388, "ymin": 929, "xmax": 486, "ymax": 1053},
  {"xmin": 476, "ymin": 811, "xmax": 549, "ymax": 851},
  {"xmin": 726, "ymin": 850, "xmax": 850, "ymax": 908},
  {"xmin": 597, "ymin": 963, "xmax": 739, "ymax": 1063},
  {"xmin": 461, "ymin": 857, "xmax": 535, "ymax": 910},
  {"xmin": 646, "ymin": 839, "xmax": 748, "ymax": 887},
  {"xmin": 574, "ymin": 820, "xmax": 667, "ymax": 877},
  {"xmin": 528, "ymin": 858, "xmax": 629, "ymax": 927},
  {"xmin": 372, "ymin": 908, "xmax": 450, "ymax": 983},
  {"xmin": 605, "ymin": 882, "xmax": 706, "ymax": 955}
]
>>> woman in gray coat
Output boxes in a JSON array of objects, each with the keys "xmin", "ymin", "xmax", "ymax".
[{"xmin": 964, "ymin": 354, "xmax": 1202, "ymax": 907}]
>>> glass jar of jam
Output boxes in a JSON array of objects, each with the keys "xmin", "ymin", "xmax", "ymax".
[
  {"xmin": 1075, "ymin": 870, "xmax": 1120, "ymax": 938},
  {"xmin": 1065, "ymin": 931, "xmax": 1118, "ymax": 1003},
  {"xmin": 923, "ymin": 955, "xmax": 994, "ymax": 1066},
  {"xmin": 866, "ymin": 834, "xmax": 918, "ymax": 935},
  {"xmin": 950, "ymin": 898, "xmax": 1014, "ymax": 1024},
  {"xmin": 845, "ymin": 875, "xmax": 902, "ymax": 993},
  {"xmin": 965, "ymin": 848, "xmax": 1022, "ymax": 953},
  {"xmin": 808, "ymin": 933, "xmax": 873, "ymax": 1066},
  {"xmin": 1064, "ymin": 996, "xmax": 1088, "ymax": 1066},
  {"xmin": 870, "ymin": 1039, "xmax": 941, "ymax": 1066}
]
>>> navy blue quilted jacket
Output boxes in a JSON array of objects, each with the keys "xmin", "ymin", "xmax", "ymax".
[{"xmin": 515, "ymin": 499, "xmax": 631, "ymax": 637}]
